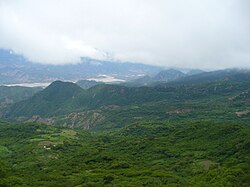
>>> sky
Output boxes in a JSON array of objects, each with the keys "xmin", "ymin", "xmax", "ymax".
[{"xmin": 0, "ymin": 0, "xmax": 250, "ymax": 69}]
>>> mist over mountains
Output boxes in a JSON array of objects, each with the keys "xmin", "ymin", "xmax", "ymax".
[
  {"xmin": 0, "ymin": 48, "xmax": 162, "ymax": 84},
  {"xmin": 1, "ymin": 1, "xmax": 250, "ymax": 186}
]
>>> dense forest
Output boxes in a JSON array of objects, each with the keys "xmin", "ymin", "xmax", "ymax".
[{"xmin": 0, "ymin": 120, "xmax": 249, "ymax": 186}]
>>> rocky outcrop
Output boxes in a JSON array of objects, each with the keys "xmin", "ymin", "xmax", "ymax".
[{"xmin": 55, "ymin": 110, "xmax": 105, "ymax": 129}]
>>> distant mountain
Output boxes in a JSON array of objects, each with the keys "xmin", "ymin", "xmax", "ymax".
[
  {"xmin": 122, "ymin": 75, "xmax": 152, "ymax": 86},
  {"xmin": 125, "ymin": 69, "xmax": 186, "ymax": 86},
  {"xmin": 186, "ymin": 69, "xmax": 205, "ymax": 75},
  {"xmin": 76, "ymin": 80, "xmax": 104, "ymax": 89},
  {"xmin": 153, "ymin": 69, "xmax": 186, "ymax": 82},
  {"xmin": 163, "ymin": 69, "xmax": 250, "ymax": 86},
  {"xmin": 0, "ymin": 48, "xmax": 162, "ymax": 84}
]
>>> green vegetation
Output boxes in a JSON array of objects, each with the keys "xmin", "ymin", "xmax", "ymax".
[
  {"xmin": 2, "ymin": 72, "xmax": 249, "ymax": 128},
  {"xmin": 1, "ymin": 69, "xmax": 250, "ymax": 186},
  {"xmin": 5, "ymin": 70, "xmax": 250, "ymax": 131},
  {"xmin": 0, "ymin": 120, "xmax": 249, "ymax": 186},
  {"xmin": 5, "ymin": 81, "xmax": 82, "ymax": 118},
  {"xmin": 0, "ymin": 86, "xmax": 42, "ymax": 117}
]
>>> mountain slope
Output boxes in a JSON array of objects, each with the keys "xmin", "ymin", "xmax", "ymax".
[
  {"xmin": 153, "ymin": 69, "xmax": 186, "ymax": 82},
  {"xmin": 6, "ymin": 83, "xmax": 173, "ymax": 118},
  {"xmin": 76, "ymin": 80, "xmax": 104, "ymax": 89},
  {"xmin": 6, "ymin": 81, "xmax": 82, "ymax": 118},
  {"xmin": 164, "ymin": 69, "xmax": 250, "ymax": 86},
  {"xmin": 5, "ymin": 70, "xmax": 250, "ymax": 128}
]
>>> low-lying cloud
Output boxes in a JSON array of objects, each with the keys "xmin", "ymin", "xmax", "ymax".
[{"xmin": 0, "ymin": 0, "xmax": 249, "ymax": 68}]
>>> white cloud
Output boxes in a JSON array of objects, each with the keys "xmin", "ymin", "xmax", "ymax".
[{"xmin": 0, "ymin": 0, "xmax": 249, "ymax": 68}]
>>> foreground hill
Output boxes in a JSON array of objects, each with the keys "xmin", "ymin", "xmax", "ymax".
[{"xmin": 0, "ymin": 120, "xmax": 249, "ymax": 186}]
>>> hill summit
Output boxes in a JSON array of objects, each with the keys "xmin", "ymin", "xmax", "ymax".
[{"xmin": 6, "ymin": 81, "xmax": 82, "ymax": 118}]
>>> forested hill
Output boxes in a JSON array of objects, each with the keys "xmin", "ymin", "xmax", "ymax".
[{"xmin": 4, "ymin": 70, "xmax": 250, "ymax": 131}]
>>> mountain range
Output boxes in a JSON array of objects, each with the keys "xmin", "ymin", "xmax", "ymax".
[
  {"xmin": 0, "ymin": 48, "xmax": 162, "ymax": 84},
  {"xmin": 0, "ymin": 48, "xmax": 210, "ymax": 85},
  {"xmin": 124, "ymin": 69, "xmax": 195, "ymax": 86},
  {"xmin": 3, "ymin": 69, "xmax": 250, "ymax": 131}
]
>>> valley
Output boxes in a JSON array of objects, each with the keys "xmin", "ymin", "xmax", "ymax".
[{"xmin": 0, "ymin": 68, "xmax": 249, "ymax": 186}]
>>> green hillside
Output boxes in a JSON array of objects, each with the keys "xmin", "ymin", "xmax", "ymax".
[
  {"xmin": 0, "ymin": 120, "xmax": 249, "ymax": 186},
  {"xmin": 6, "ymin": 81, "xmax": 82, "ymax": 118},
  {"xmin": 5, "ymin": 70, "xmax": 250, "ymax": 131},
  {"xmin": 0, "ymin": 86, "xmax": 42, "ymax": 117}
]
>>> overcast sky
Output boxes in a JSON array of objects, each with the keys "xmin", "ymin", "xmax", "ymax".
[{"xmin": 0, "ymin": 0, "xmax": 249, "ymax": 68}]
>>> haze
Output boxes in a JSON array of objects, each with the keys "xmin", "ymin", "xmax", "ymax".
[{"xmin": 0, "ymin": 0, "xmax": 249, "ymax": 69}]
